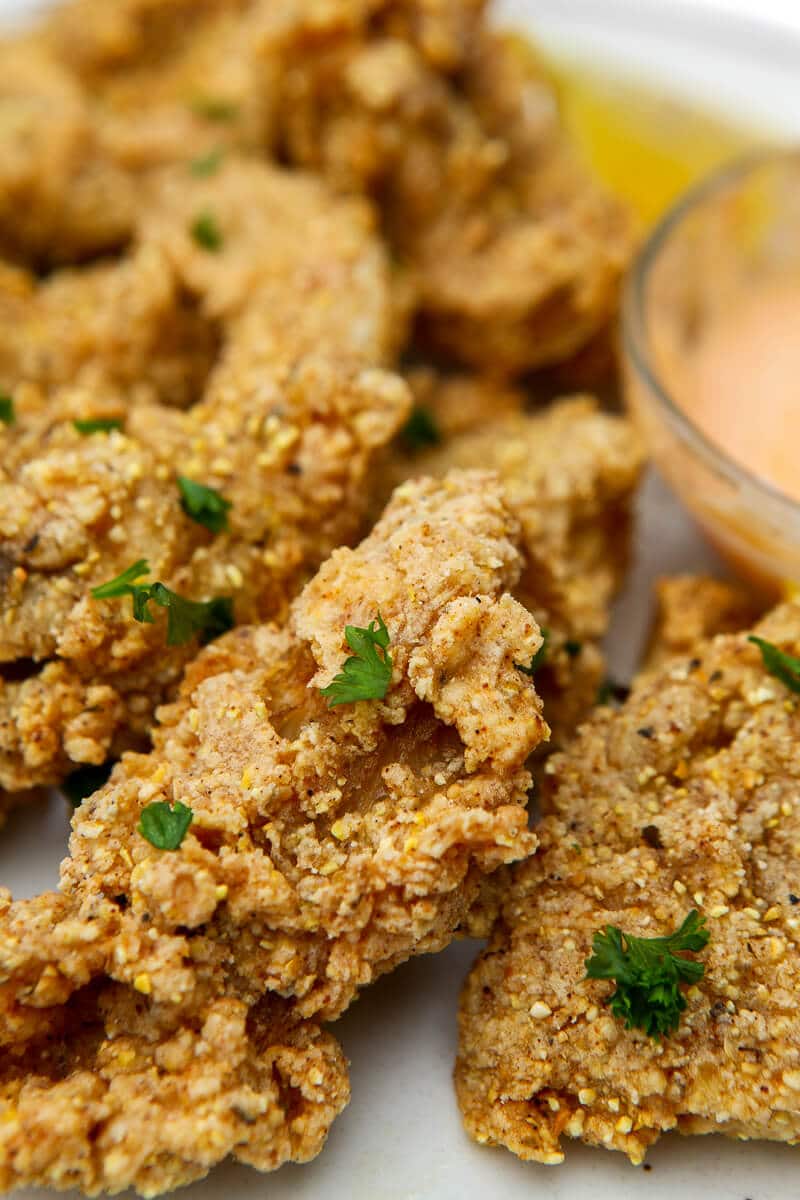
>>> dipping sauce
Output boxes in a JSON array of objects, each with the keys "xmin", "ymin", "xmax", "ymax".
[{"xmin": 675, "ymin": 280, "xmax": 800, "ymax": 502}]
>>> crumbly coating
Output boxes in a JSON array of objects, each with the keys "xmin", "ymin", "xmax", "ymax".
[
  {"xmin": 2, "ymin": 0, "xmax": 631, "ymax": 375},
  {"xmin": 0, "ymin": 987, "xmax": 349, "ymax": 1197},
  {"xmin": 388, "ymin": 387, "xmax": 644, "ymax": 743},
  {"xmin": 0, "ymin": 161, "xmax": 407, "ymax": 795},
  {"xmin": 0, "ymin": 471, "xmax": 545, "ymax": 1192},
  {"xmin": 457, "ymin": 602, "xmax": 800, "ymax": 1164},
  {"xmin": 645, "ymin": 574, "xmax": 764, "ymax": 671}
]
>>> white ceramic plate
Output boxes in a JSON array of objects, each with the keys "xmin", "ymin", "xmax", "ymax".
[{"xmin": 2, "ymin": 2, "xmax": 800, "ymax": 1198}]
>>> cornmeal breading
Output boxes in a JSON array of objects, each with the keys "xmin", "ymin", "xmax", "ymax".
[
  {"xmin": 0, "ymin": 471, "xmax": 544, "ymax": 1192},
  {"xmin": 645, "ymin": 574, "xmax": 763, "ymax": 671},
  {"xmin": 0, "ymin": 162, "xmax": 407, "ymax": 798},
  {"xmin": 2, "ymin": 0, "xmax": 631, "ymax": 376},
  {"xmin": 0, "ymin": 988, "xmax": 348, "ymax": 1197},
  {"xmin": 457, "ymin": 602, "xmax": 800, "ymax": 1164},
  {"xmin": 389, "ymin": 385, "xmax": 644, "ymax": 744}
]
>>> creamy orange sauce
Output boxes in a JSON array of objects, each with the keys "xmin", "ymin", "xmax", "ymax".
[{"xmin": 677, "ymin": 280, "xmax": 800, "ymax": 502}]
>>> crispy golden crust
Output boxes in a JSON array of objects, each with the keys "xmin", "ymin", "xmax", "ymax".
[
  {"xmin": 0, "ymin": 986, "xmax": 349, "ymax": 1197},
  {"xmin": 388, "ymin": 386, "xmax": 644, "ymax": 744},
  {"xmin": 0, "ymin": 162, "xmax": 407, "ymax": 794},
  {"xmin": 457, "ymin": 602, "xmax": 800, "ymax": 1164},
  {"xmin": 645, "ymin": 574, "xmax": 764, "ymax": 671},
  {"xmin": 0, "ymin": 472, "xmax": 544, "ymax": 1192},
  {"xmin": 3, "ymin": 0, "xmax": 630, "ymax": 375}
]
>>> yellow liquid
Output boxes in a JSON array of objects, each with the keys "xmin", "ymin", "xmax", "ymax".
[{"xmin": 546, "ymin": 57, "xmax": 766, "ymax": 225}]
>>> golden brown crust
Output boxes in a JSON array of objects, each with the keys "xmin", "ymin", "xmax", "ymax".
[
  {"xmin": 0, "ymin": 471, "xmax": 545, "ymax": 1192},
  {"xmin": 0, "ymin": 163, "xmax": 408, "ymax": 795},
  {"xmin": 645, "ymin": 574, "xmax": 764, "ymax": 671},
  {"xmin": 457, "ymin": 602, "xmax": 800, "ymax": 1164},
  {"xmin": 387, "ymin": 385, "xmax": 644, "ymax": 744}
]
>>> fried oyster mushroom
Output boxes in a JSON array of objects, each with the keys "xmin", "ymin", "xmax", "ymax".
[
  {"xmin": 0, "ymin": 161, "xmax": 406, "ymax": 799},
  {"xmin": 0, "ymin": 471, "xmax": 545, "ymax": 1193},
  {"xmin": 457, "ymin": 602, "xmax": 800, "ymax": 1165},
  {"xmin": 389, "ymin": 380, "xmax": 644, "ymax": 744}
]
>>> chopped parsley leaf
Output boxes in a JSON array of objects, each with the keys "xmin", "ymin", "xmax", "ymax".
[
  {"xmin": 139, "ymin": 800, "xmax": 193, "ymax": 850},
  {"xmin": 516, "ymin": 627, "xmax": 549, "ymax": 677},
  {"xmin": 585, "ymin": 910, "xmax": 709, "ymax": 1039},
  {"xmin": 190, "ymin": 211, "xmax": 223, "ymax": 251},
  {"xmin": 190, "ymin": 148, "xmax": 224, "ymax": 177},
  {"xmin": 400, "ymin": 406, "xmax": 441, "ymax": 451},
  {"xmin": 597, "ymin": 677, "xmax": 630, "ymax": 706},
  {"xmin": 73, "ymin": 418, "xmax": 123, "ymax": 435},
  {"xmin": 190, "ymin": 96, "xmax": 239, "ymax": 122},
  {"xmin": 0, "ymin": 394, "xmax": 15, "ymax": 425},
  {"xmin": 564, "ymin": 639, "xmax": 582, "ymax": 658},
  {"xmin": 62, "ymin": 761, "xmax": 115, "ymax": 807},
  {"xmin": 177, "ymin": 475, "xmax": 231, "ymax": 534},
  {"xmin": 92, "ymin": 560, "xmax": 233, "ymax": 646},
  {"xmin": 748, "ymin": 635, "xmax": 800, "ymax": 695},
  {"xmin": 320, "ymin": 614, "xmax": 393, "ymax": 706}
]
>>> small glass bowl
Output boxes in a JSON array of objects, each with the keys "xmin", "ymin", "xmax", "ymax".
[{"xmin": 623, "ymin": 150, "xmax": 800, "ymax": 595}]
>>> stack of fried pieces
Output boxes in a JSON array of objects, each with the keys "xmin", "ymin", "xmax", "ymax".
[{"xmin": 7, "ymin": 0, "xmax": 786, "ymax": 1194}]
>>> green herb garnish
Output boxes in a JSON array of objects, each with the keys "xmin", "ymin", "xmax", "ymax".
[
  {"xmin": 597, "ymin": 677, "xmax": 630, "ymax": 706},
  {"xmin": 177, "ymin": 475, "xmax": 231, "ymax": 534},
  {"xmin": 190, "ymin": 211, "xmax": 223, "ymax": 251},
  {"xmin": 748, "ymin": 635, "xmax": 800, "ymax": 695},
  {"xmin": 516, "ymin": 627, "xmax": 550, "ymax": 677},
  {"xmin": 564, "ymin": 639, "xmax": 582, "ymax": 658},
  {"xmin": 92, "ymin": 559, "xmax": 233, "ymax": 646},
  {"xmin": 320, "ymin": 614, "xmax": 393, "ymax": 706},
  {"xmin": 400, "ymin": 406, "xmax": 441, "ymax": 451},
  {"xmin": 0, "ymin": 394, "xmax": 15, "ymax": 425},
  {"xmin": 190, "ymin": 96, "xmax": 239, "ymax": 122},
  {"xmin": 190, "ymin": 148, "xmax": 224, "ymax": 177},
  {"xmin": 138, "ymin": 800, "xmax": 193, "ymax": 850},
  {"xmin": 585, "ymin": 910, "xmax": 709, "ymax": 1039},
  {"xmin": 62, "ymin": 761, "xmax": 115, "ymax": 807},
  {"xmin": 73, "ymin": 418, "xmax": 123, "ymax": 435}
]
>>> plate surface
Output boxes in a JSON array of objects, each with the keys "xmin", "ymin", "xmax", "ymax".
[{"xmin": 1, "ymin": 2, "xmax": 799, "ymax": 1198}]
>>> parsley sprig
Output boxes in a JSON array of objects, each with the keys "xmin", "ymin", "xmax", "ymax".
[
  {"xmin": 190, "ymin": 148, "xmax": 224, "ymax": 177},
  {"xmin": 748, "ymin": 635, "xmax": 800, "ymax": 694},
  {"xmin": 401, "ymin": 406, "xmax": 441, "ymax": 451},
  {"xmin": 73, "ymin": 418, "xmax": 123, "ymax": 435},
  {"xmin": 320, "ymin": 614, "xmax": 393, "ymax": 706},
  {"xmin": 0, "ymin": 393, "xmax": 15, "ymax": 424},
  {"xmin": 139, "ymin": 800, "xmax": 193, "ymax": 850},
  {"xmin": 516, "ymin": 627, "xmax": 550, "ymax": 677},
  {"xmin": 190, "ymin": 211, "xmax": 223, "ymax": 251},
  {"xmin": 92, "ymin": 559, "xmax": 233, "ymax": 646},
  {"xmin": 177, "ymin": 475, "xmax": 231, "ymax": 534},
  {"xmin": 585, "ymin": 910, "xmax": 710, "ymax": 1039}
]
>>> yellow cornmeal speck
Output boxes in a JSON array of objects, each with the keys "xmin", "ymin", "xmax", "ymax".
[
  {"xmin": 763, "ymin": 905, "xmax": 782, "ymax": 922},
  {"xmin": 133, "ymin": 973, "xmax": 152, "ymax": 995},
  {"xmin": 578, "ymin": 1088, "xmax": 597, "ymax": 1106},
  {"xmin": 116, "ymin": 1048, "xmax": 136, "ymax": 1067},
  {"xmin": 708, "ymin": 904, "xmax": 729, "ymax": 918},
  {"xmin": 330, "ymin": 820, "xmax": 347, "ymax": 841},
  {"xmin": 318, "ymin": 861, "xmax": 338, "ymax": 876},
  {"xmin": 240, "ymin": 766, "xmax": 253, "ymax": 790},
  {"xmin": 615, "ymin": 1116, "xmax": 633, "ymax": 1133},
  {"xmin": 672, "ymin": 879, "xmax": 687, "ymax": 895},
  {"xmin": 119, "ymin": 847, "xmax": 133, "ymax": 868},
  {"xmin": 673, "ymin": 758, "xmax": 689, "ymax": 780},
  {"xmin": 744, "ymin": 907, "xmax": 762, "ymax": 920},
  {"xmin": 782, "ymin": 802, "xmax": 794, "ymax": 816},
  {"xmin": 214, "ymin": 884, "xmax": 228, "ymax": 901},
  {"xmin": 253, "ymin": 701, "xmax": 267, "ymax": 720},
  {"xmin": 529, "ymin": 1001, "xmax": 552, "ymax": 1019},
  {"xmin": 151, "ymin": 763, "xmax": 167, "ymax": 783},
  {"xmin": 404, "ymin": 835, "xmax": 418, "ymax": 853},
  {"xmin": 188, "ymin": 707, "xmax": 200, "ymax": 732},
  {"xmin": 226, "ymin": 564, "xmax": 244, "ymax": 588},
  {"xmin": 155, "ymin": 464, "xmax": 170, "ymax": 480}
]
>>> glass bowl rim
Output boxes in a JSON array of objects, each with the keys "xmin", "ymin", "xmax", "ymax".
[{"xmin": 622, "ymin": 145, "xmax": 800, "ymax": 518}]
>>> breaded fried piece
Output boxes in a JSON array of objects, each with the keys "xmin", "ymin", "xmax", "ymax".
[
  {"xmin": 457, "ymin": 602, "xmax": 800, "ymax": 1164},
  {"xmin": 271, "ymin": 8, "xmax": 632, "ymax": 373},
  {"xmin": 0, "ymin": 163, "xmax": 406, "ymax": 797},
  {"xmin": 389, "ymin": 387, "xmax": 644, "ymax": 743},
  {"xmin": 645, "ymin": 574, "xmax": 764, "ymax": 670},
  {"xmin": 0, "ymin": 984, "xmax": 348, "ymax": 1196},
  {"xmin": 0, "ymin": 472, "xmax": 545, "ymax": 1192},
  {"xmin": 0, "ymin": 251, "xmax": 218, "ymax": 409}
]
